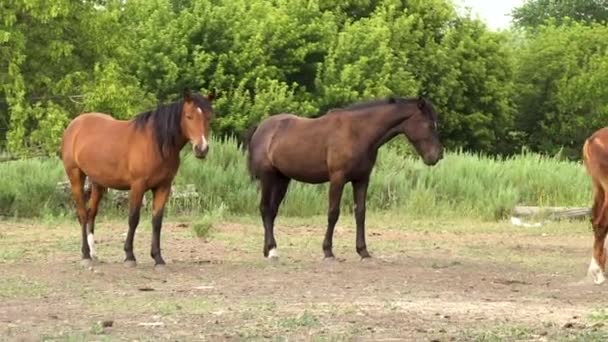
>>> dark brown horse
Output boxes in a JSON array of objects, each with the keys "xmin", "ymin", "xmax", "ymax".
[
  {"xmin": 245, "ymin": 96, "xmax": 443, "ymax": 260},
  {"xmin": 583, "ymin": 127, "xmax": 608, "ymax": 284},
  {"xmin": 60, "ymin": 90, "xmax": 214, "ymax": 269}
]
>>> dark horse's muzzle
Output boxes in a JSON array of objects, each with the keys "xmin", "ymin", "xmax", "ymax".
[{"xmin": 420, "ymin": 140, "xmax": 443, "ymax": 166}]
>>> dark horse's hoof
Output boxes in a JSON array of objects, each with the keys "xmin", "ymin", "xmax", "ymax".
[
  {"xmin": 324, "ymin": 256, "xmax": 336, "ymax": 262},
  {"xmin": 124, "ymin": 260, "xmax": 137, "ymax": 268},
  {"xmin": 154, "ymin": 264, "xmax": 167, "ymax": 272}
]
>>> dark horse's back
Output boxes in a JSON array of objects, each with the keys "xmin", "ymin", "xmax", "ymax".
[{"xmin": 243, "ymin": 113, "xmax": 334, "ymax": 183}]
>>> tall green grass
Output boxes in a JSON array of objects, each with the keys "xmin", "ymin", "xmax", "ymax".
[{"xmin": 0, "ymin": 137, "xmax": 593, "ymax": 220}]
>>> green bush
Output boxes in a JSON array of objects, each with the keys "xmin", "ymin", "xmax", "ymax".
[{"xmin": 0, "ymin": 138, "xmax": 593, "ymax": 221}]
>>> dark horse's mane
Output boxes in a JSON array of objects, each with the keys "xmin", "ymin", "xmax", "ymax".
[
  {"xmin": 132, "ymin": 93, "xmax": 212, "ymax": 156},
  {"xmin": 322, "ymin": 96, "xmax": 420, "ymax": 115}
]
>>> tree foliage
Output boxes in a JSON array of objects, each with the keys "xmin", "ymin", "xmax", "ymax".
[
  {"xmin": 512, "ymin": 0, "xmax": 608, "ymax": 28},
  {"xmin": 1, "ymin": 0, "xmax": 607, "ymax": 159},
  {"xmin": 513, "ymin": 21, "xmax": 608, "ymax": 158}
]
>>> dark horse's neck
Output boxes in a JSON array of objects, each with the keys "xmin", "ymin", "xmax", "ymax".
[{"xmin": 346, "ymin": 100, "xmax": 414, "ymax": 153}]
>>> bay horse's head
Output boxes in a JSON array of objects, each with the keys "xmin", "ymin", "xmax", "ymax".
[
  {"xmin": 181, "ymin": 90, "xmax": 215, "ymax": 159},
  {"xmin": 399, "ymin": 96, "xmax": 443, "ymax": 165}
]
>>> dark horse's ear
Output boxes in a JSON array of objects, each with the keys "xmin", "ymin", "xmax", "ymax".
[
  {"xmin": 417, "ymin": 95, "xmax": 426, "ymax": 109},
  {"xmin": 183, "ymin": 88, "xmax": 193, "ymax": 102},
  {"xmin": 388, "ymin": 97, "xmax": 397, "ymax": 104}
]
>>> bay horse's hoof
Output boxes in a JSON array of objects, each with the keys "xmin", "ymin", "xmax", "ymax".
[
  {"xmin": 267, "ymin": 248, "xmax": 279, "ymax": 261},
  {"xmin": 360, "ymin": 256, "xmax": 373, "ymax": 262},
  {"xmin": 588, "ymin": 257, "xmax": 606, "ymax": 285},
  {"xmin": 124, "ymin": 260, "xmax": 137, "ymax": 268},
  {"xmin": 80, "ymin": 258, "xmax": 94, "ymax": 268},
  {"xmin": 154, "ymin": 264, "xmax": 167, "ymax": 272},
  {"xmin": 324, "ymin": 256, "xmax": 336, "ymax": 262}
]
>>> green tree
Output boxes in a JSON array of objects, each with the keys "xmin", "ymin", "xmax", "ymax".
[
  {"xmin": 512, "ymin": 0, "xmax": 608, "ymax": 28},
  {"xmin": 513, "ymin": 21, "xmax": 608, "ymax": 157}
]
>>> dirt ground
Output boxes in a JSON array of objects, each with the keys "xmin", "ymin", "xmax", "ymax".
[{"xmin": 1, "ymin": 214, "xmax": 608, "ymax": 341}]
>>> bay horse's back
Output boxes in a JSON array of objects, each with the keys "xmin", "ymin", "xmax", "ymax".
[
  {"xmin": 61, "ymin": 112, "xmax": 119, "ymax": 164},
  {"xmin": 583, "ymin": 127, "xmax": 608, "ymax": 179}
]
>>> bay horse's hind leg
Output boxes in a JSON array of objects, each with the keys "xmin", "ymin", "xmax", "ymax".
[
  {"xmin": 66, "ymin": 168, "xmax": 91, "ymax": 266},
  {"xmin": 260, "ymin": 173, "xmax": 290, "ymax": 259},
  {"xmin": 124, "ymin": 182, "xmax": 146, "ymax": 267},
  {"xmin": 85, "ymin": 183, "xmax": 106, "ymax": 262},
  {"xmin": 150, "ymin": 184, "xmax": 171, "ymax": 269},
  {"xmin": 589, "ymin": 180, "xmax": 608, "ymax": 284}
]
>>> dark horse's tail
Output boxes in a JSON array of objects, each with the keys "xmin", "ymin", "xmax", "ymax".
[{"xmin": 242, "ymin": 124, "xmax": 259, "ymax": 181}]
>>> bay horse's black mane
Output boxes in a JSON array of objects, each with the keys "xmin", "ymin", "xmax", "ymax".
[{"xmin": 132, "ymin": 93, "xmax": 212, "ymax": 155}]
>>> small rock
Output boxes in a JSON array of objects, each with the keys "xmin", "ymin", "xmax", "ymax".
[{"xmin": 102, "ymin": 320, "xmax": 113, "ymax": 327}]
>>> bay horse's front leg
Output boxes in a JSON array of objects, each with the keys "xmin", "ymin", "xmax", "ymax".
[
  {"xmin": 124, "ymin": 183, "xmax": 145, "ymax": 267},
  {"xmin": 590, "ymin": 188, "xmax": 608, "ymax": 284},
  {"xmin": 150, "ymin": 184, "xmax": 171, "ymax": 268},
  {"xmin": 352, "ymin": 178, "xmax": 371, "ymax": 259},
  {"xmin": 323, "ymin": 175, "xmax": 345, "ymax": 259}
]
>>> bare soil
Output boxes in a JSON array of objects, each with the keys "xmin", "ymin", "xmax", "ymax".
[{"xmin": 1, "ymin": 216, "xmax": 607, "ymax": 341}]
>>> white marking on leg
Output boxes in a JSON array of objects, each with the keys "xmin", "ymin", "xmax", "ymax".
[
  {"xmin": 268, "ymin": 248, "xmax": 279, "ymax": 259},
  {"xmin": 87, "ymin": 233, "xmax": 96, "ymax": 259},
  {"xmin": 588, "ymin": 256, "xmax": 605, "ymax": 285}
]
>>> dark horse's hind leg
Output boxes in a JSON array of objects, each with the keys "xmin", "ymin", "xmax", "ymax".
[
  {"xmin": 66, "ymin": 168, "xmax": 91, "ymax": 266},
  {"xmin": 322, "ymin": 175, "xmax": 346, "ymax": 259},
  {"xmin": 85, "ymin": 183, "xmax": 107, "ymax": 262},
  {"xmin": 124, "ymin": 182, "xmax": 145, "ymax": 267},
  {"xmin": 353, "ymin": 178, "xmax": 371, "ymax": 259},
  {"xmin": 260, "ymin": 173, "xmax": 290, "ymax": 259}
]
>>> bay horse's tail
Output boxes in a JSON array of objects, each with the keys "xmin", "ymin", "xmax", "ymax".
[{"xmin": 243, "ymin": 124, "xmax": 259, "ymax": 180}]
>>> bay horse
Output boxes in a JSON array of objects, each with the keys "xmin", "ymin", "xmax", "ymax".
[
  {"xmin": 582, "ymin": 127, "xmax": 608, "ymax": 284},
  {"xmin": 60, "ymin": 90, "xmax": 215, "ymax": 269},
  {"xmin": 245, "ymin": 96, "xmax": 443, "ymax": 260}
]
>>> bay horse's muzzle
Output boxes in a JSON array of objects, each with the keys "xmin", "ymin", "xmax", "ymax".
[{"xmin": 193, "ymin": 143, "xmax": 209, "ymax": 159}]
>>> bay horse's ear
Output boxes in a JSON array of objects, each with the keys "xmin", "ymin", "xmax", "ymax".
[
  {"xmin": 388, "ymin": 97, "xmax": 397, "ymax": 104},
  {"xmin": 206, "ymin": 90, "xmax": 217, "ymax": 102},
  {"xmin": 183, "ymin": 88, "xmax": 193, "ymax": 102}
]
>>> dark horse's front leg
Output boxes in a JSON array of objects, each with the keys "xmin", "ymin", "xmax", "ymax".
[
  {"xmin": 151, "ymin": 184, "xmax": 171, "ymax": 269},
  {"xmin": 322, "ymin": 175, "xmax": 345, "ymax": 259},
  {"xmin": 260, "ymin": 174, "xmax": 290, "ymax": 259},
  {"xmin": 124, "ymin": 183, "xmax": 145, "ymax": 267},
  {"xmin": 353, "ymin": 178, "xmax": 371, "ymax": 259}
]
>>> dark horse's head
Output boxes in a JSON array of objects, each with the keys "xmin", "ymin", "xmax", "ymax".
[{"xmin": 399, "ymin": 96, "xmax": 443, "ymax": 165}]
